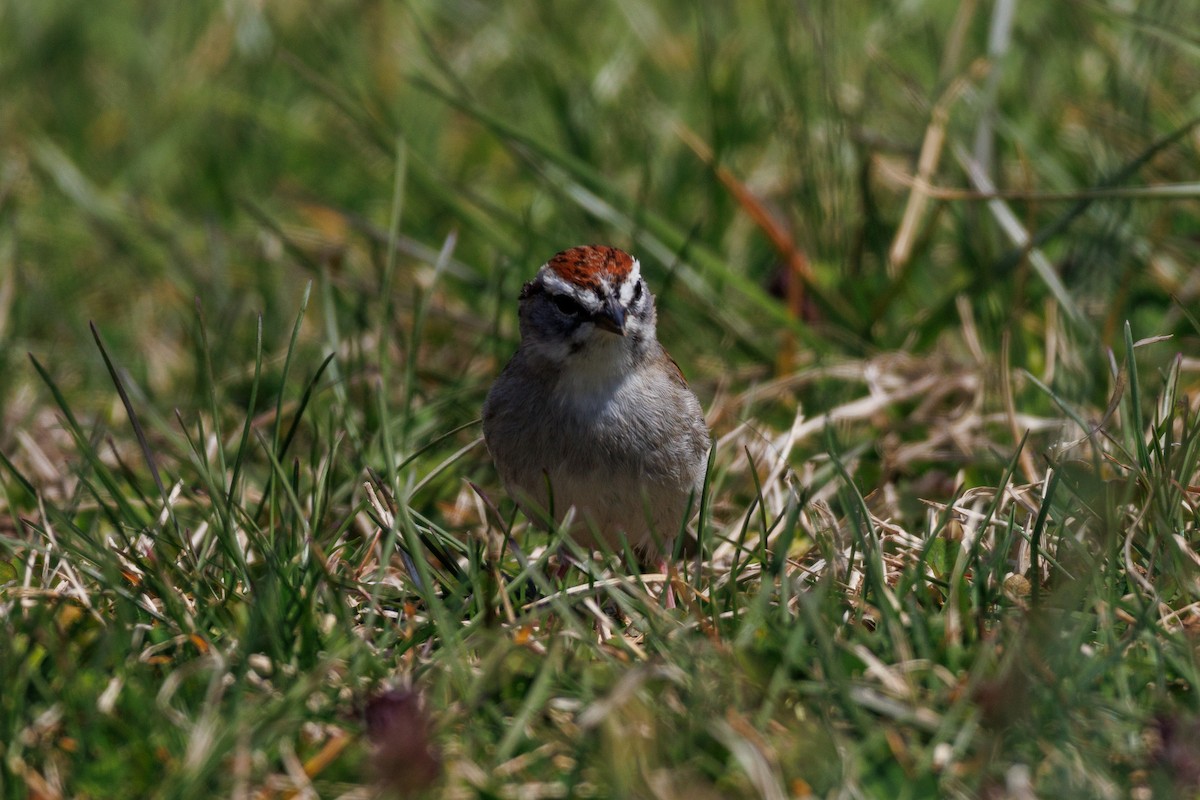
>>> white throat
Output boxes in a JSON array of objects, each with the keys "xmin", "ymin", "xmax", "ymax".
[{"xmin": 556, "ymin": 330, "xmax": 633, "ymax": 396}]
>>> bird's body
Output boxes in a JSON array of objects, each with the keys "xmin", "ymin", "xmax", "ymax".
[{"xmin": 483, "ymin": 246, "xmax": 710, "ymax": 558}]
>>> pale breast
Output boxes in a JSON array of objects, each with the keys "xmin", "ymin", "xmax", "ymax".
[
  {"xmin": 493, "ymin": 370, "xmax": 708, "ymax": 555},
  {"xmin": 483, "ymin": 333, "xmax": 710, "ymax": 557}
]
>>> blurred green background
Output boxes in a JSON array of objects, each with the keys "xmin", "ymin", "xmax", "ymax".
[{"xmin": 3, "ymin": 0, "xmax": 1196, "ymax": 420}]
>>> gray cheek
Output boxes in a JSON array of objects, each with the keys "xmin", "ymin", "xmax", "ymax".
[
  {"xmin": 568, "ymin": 322, "xmax": 597, "ymax": 354},
  {"xmin": 529, "ymin": 304, "xmax": 579, "ymax": 339}
]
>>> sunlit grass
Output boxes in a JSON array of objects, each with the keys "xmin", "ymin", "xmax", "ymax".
[{"xmin": 2, "ymin": 1, "xmax": 1199, "ymax": 797}]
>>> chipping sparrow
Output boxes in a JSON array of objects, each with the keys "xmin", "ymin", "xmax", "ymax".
[{"xmin": 483, "ymin": 245, "xmax": 711, "ymax": 562}]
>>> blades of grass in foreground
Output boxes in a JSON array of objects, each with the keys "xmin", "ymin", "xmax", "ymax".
[
  {"xmin": 1023, "ymin": 369, "xmax": 1096, "ymax": 447},
  {"xmin": 0, "ymin": 447, "xmax": 38, "ymax": 500},
  {"xmin": 494, "ymin": 639, "xmax": 563, "ymax": 762},
  {"xmin": 194, "ymin": 299, "xmax": 228, "ymax": 500},
  {"xmin": 226, "ymin": 314, "xmax": 263, "ymax": 511},
  {"xmin": 1027, "ymin": 466, "xmax": 1063, "ymax": 609},
  {"xmin": 825, "ymin": 427, "xmax": 902, "ymax": 642},
  {"xmin": 253, "ymin": 283, "xmax": 313, "ymax": 523},
  {"xmin": 369, "ymin": 377, "xmax": 475, "ymax": 689},
  {"xmin": 693, "ymin": 441, "xmax": 718, "ymax": 596},
  {"xmin": 273, "ymin": 281, "xmax": 314, "ymax": 456},
  {"xmin": 1123, "ymin": 321, "xmax": 1152, "ymax": 473},
  {"xmin": 26, "ymin": 354, "xmax": 150, "ymax": 532},
  {"xmin": 277, "ymin": 351, "xmax": 337, "ymax": 462}
]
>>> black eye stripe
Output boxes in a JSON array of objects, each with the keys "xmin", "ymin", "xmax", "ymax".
[{"xmin": 632, "ymin": 281, "xmax": 643, "ymax": 301}]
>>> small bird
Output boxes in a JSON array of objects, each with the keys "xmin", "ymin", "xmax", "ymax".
[{"xmin": 483, "ymin": 245, "xmax": 711, "ymax": 566}]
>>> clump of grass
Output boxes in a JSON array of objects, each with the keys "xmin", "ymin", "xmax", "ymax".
[{"xmin": 4, "ymin": 303, "xmax": 1198, "ymax": 797}]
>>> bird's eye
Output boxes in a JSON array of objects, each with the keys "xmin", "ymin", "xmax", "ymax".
[
  {"xmin": 551, "ymin": 294, "xmax": 584, "ymax": 316},
  {"xmin": 632, "ymin": 280, "xmax": 644, "ymax": 302}
]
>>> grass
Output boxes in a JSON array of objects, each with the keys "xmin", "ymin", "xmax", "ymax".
[{"xmin": 2, "ymin": 1, "xmax": 1200, "ymax": 797}]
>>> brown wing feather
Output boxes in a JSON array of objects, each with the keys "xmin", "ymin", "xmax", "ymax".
[{"xmin": 664, "ymin": 350, "xmax": 690, "ymax": 389}]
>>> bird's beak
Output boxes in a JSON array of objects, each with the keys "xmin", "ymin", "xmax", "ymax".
[{"xmin": 593, "ymin": 297, "xmax": 627, "ymax": 336}]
